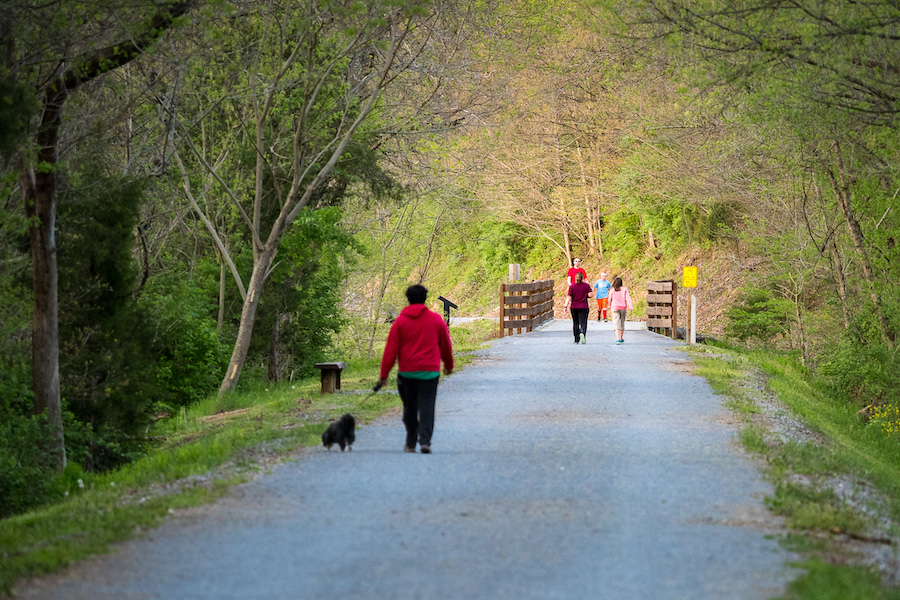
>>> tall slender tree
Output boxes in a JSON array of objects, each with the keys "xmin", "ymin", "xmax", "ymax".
[
  {"xmin": 6, "ymin": 0, "xmax": 193, "ymax": 469},
  {"xmin": 159, "ymin": 0, "xmax": 483, "ymax": 394}
]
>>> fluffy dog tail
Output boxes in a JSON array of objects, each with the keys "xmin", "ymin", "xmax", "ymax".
[{"xmin": 341, "ymin": 414, "xmax": 356, "ymax": 451}]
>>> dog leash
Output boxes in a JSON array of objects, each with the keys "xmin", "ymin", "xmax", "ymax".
[{"xmin": 354, "ymin": 381, "xmax": 385, "ymax": 411}]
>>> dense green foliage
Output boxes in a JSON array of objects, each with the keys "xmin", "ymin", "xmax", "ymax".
[
  {"xmin": 0, "ymin": 210, "xmax": 30, "ymax": 410},
  {"xmin": 0, "ymin": 76, "xmax": 34, "ymax": 158},
  {"xmin": 57, "ymin": 166, "xmax": 164, "ymax": 468},
  {"xmin": 725, "ymin": 288, "xmax": 793, "ymax": 344},
  {"xmin": 1, "ymin": 0, "xmax": 421, "ymax": 514},
  {"xmin": 608, "ymin": 0, "xmax": 900, "ymax": 415},
  {"xmin": 246, "ymin": 207, "xmax": 360, "ymax": 381},
  {"xmin": 0, "ymin": 414, "xmax": 59, "ymax": 517}
]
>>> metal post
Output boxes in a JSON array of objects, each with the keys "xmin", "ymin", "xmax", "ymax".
[
  {"xmin": 690, "ymin": 294, "xmax": 697, "ymax": 345},
  {"xmin": 437, "ymin": 295, "xmax": 458, "ymax": 326}
]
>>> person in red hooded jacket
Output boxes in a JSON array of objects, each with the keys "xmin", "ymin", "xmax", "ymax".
[{"xmin": 378, "ymin": 284, "xmax": 454, "ymax": 454}]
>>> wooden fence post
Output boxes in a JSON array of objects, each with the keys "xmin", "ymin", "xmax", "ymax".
[
  {"xmin": 646, "ymin": 280, "xmax": 677, "ymax": 339},
  {"xmin": 499, "ymin": 283, "xmax": 506, "ymax": 338},
  {"xmin": 499, "ymin": 280, "xmax": 555, "ymax": 337}
]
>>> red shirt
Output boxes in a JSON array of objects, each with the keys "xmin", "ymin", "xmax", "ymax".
[
  {"xmin": 567, "ymin": 267, "xmax": 587, "ymax": 284},
  {"xmin": 380, "ymin": 304, "xmax": 454, "ymax": 379}
]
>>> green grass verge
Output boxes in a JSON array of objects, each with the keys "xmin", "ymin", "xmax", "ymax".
[
  {"xmin": 774, "ymin": 560, "xmax": 900, "ymax": 600},
  {"xmin": 684, "ymin": 343, "xmax": 900, "ymax": 599},
  {"xmin": 0, "ymin": 319, "xmax": 497, "ymax": 597}
]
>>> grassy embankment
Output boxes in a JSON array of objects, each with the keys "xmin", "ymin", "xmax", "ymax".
[
  {"xmin": 0, "ymin": 319, "xmax": 498, "ymax": 596},
  {"xmin": 687, "ymin": 343, "xmax": 900, "ymax": 600}
]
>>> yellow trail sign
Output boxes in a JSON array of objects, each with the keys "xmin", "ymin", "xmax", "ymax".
[{"xmin": 683, "ymin": 266, "xmax": 698, "ymax": 288}]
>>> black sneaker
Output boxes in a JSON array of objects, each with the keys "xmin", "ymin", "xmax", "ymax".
[{"xmin": 420, "ymin": 445, "xmax": 431, "ymax": 454}]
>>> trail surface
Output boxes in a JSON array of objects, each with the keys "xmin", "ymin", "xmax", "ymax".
[{"xmin": 17, "ymin": 320, "xmax": 795, "ymax": 600}]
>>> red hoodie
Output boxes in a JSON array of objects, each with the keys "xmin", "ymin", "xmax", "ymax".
[{"xmin": 380, "ymin": 303, "xmax": 454, "ymax": 379}]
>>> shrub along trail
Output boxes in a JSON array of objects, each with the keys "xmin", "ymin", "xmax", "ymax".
[{"xmin": 15, "ymin": 320, "xmax": 795, "ymax": 599}]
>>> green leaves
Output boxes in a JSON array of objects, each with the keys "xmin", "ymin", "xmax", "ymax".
[
  {"xmin": 725, "ymin": 287, "xmax": 793, "ymax": 343},
  {"xmin": 0, "ymin": 76, "xmax": 37, "ymax": 158}
]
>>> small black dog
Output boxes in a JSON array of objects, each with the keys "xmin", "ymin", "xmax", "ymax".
[{"xmin": 322, "ymin": 413, "xmax": 355, "ymax": 451}]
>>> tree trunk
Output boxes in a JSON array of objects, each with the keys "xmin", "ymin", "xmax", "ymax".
[
  {"xmin": 814, "ymin": 182, "xmax": 851, "ymax": 331},
  {"xmin": 827, "ymin": 142, "xmax": 895, "ymax": 348},
  {"xmin": 21, "ymin": 87, "xmax": 67, "ymax": 470},
  {"xmin": 576, "ymin": 145, "xmax": 596, "ymax": 256},
  {"xmin": 22, "ymin": 98, "xmax": 66, "ymax": 469},
  {"xmin": 595, "ymin": 203, "xmax": 604, "ymax": 258},
  {"xmin": 217, "ymin": 256, "xmax": 225, "ymax": 333},
  {"xmin": 828, "ymin": 240, "xmax": 851, "ymax": 330},
  {"xmin": 585, "ymin": 198, "xmax": 596, "ymax": 256},
  {"xmin": 218, "ymin": 247, "xmax": 276, "ymax": 395},
  {"xmin": 18, "ymin": 0, "xmax": 194, "ymax": 471},
  {"xmin": 792, "ymin": 288, "xmax": 808, "ymax": 367}
]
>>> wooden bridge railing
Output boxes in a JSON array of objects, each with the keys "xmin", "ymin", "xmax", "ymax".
[
  {"xmin": 500, "ymin": 279, "xmax": 554, "ymax": 337},
  {"xmin": 646, "ymin": 279, "xmax": 678, "ymax": 339}
]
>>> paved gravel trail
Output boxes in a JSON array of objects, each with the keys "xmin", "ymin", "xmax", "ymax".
[{"xmin": 17, "ymin": 320, "xmax": 795, "ymax": 600}]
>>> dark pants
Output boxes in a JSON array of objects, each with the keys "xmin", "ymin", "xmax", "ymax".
[
  {"xmin": 571, "ymin": 308, "xmax": 589, "ymax": 341},
  {"xmin": 397, "ymin": 375, "xmax": 439, "ymax": 448}
]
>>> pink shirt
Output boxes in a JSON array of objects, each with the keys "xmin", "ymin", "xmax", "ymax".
[{"xmin": 608, "ymin": 287, "xmax": 633, "ymax": 311}]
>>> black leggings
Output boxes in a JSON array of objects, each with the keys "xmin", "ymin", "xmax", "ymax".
[
  {"xmin": 571, "ymin": 308, "xmax": 589, "ymax": 340},
  {"xmin": 397, "ymin": 375, "xmax": 439, "ymax": 448}
]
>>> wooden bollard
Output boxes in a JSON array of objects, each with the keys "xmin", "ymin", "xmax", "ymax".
[{"xmin": 314, "ymin": 361, "xmax": 347, "ymax": 394}]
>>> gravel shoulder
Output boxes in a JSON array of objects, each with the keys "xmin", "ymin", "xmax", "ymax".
[{"xmin": 15, "ymin": 320, "xmax": 797, "ymax": 600}]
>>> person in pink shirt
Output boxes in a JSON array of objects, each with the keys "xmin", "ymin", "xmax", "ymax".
[{"xmin": 608, "ymin": 276, "xmax": 633, "ymax": 345}]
